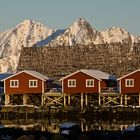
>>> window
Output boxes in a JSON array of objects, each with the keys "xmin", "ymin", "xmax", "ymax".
[
  {"xmin": 125, "ymin": 79, "xmax": 134, "ymax": 87},
  {"xmin": 10, "ymin": 80, "xmax": 19, "ymax": 88},
  {"xmin": 29, "ymin": 80, "xmax": 38, "ymax": 87},
  {"xmin": 68, "ymin": 79, "xmax": 76, "ymax": 87},
  {"xmin": 86, "ymin": 79, "xmax": 94, "ymax": 87}
]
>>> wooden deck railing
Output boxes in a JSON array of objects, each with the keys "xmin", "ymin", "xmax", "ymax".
[{"xmin": 101, "ymin": 87, "xmax": 118, "ymax": 93}]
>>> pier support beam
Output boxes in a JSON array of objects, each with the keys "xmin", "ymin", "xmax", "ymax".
[
  {"xmin": 139, "ymin": 93, "xmax": 140, "ymax": 106},
  {"xmin": 85, "ymin": 94, "xmax": 88, "ymax": 106},
  {"xmin": 81, "ymin": 93, "xmax": 84, "ymax": 110},
  {"xmin": 23, "ymin": 94, "xmax": 28, "ymax": 105},
  {"xmin": 99, "ymin": 94, "xmax": 101, "ymax": 106},
  {"xmin": 120, "ymin": 94, "xmax": 123, "ymax": 106},
  {"xmin": 41, "ymin": 94, "xmax": 44, "ymax": 106},
  {"xmin": 125, "ymin": 94, "xmax": 127, "ymax": 106},
  {"xmin": 5, "ymin": 94, "xmax": 10, "ymax": 105},
  {"xmin": 68, "ymin": 94, "xmax": 71, "ymax": 106},
  {"xmin": 64, "ymin": 94, "xmax": 66, "ymax": 107},
  {"xmin": 103, "ymin": 96, "xmax": 105, "ymax": 105}
]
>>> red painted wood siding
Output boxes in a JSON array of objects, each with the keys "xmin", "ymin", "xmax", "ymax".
[
  {"xmin": 101, "ymin": 80, "xmax": 107, "ymax": 88},
  {"xmin": 5, "ymin": 72, "xmax": 47, "ymax": 94},
  {"xmin": 63, "ymin": 72, "xmax": 100, "ymax": 93},
  {"xmin": 120, "ymin": 71, "xmax": 140, "ymax": 94}
]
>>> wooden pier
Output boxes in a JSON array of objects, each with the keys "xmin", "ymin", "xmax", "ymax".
[{"xmin": 2, "ymin": 92, "xmax": 140, "ymax": 114}]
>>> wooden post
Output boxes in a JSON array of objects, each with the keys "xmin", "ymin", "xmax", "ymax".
[
  {"xmin": 99, "ymin": 94, "xmax": 101, "ymax": 106},
  {"xmin": 120, "ymin": 94, "xmax": 123, "ymax": 106},
  {"xmin": 86, "ymin": 125, "xmax": 88, "ymax": 131},
  {"xmin": 68, "ymin": 94, "xmax": 71, "ymax": 106},
  {"xmin": 103, "ymin": 96, "xmax": 105, "ymax": 106},
  {"xmin": 23, "ymin": 94, "xmax": 27, "ymax": 105},
  {"xmin": 41, "ymin": 125, "xmax": 45, "ymax": 131},
  {"xmin": 63, "ymin": 94, "xmax": 66, "ymax": 107},
  {"xmin": 81, "ymin": 120, "xmax": 84, "ymax": 131},
  {"xmin": 139, "ymin": 93, "xmax": 140, "ymax": 106},
  {"xmin": 125, "ymin": 94, "xmax": 127, "ymax": 106},
  {"xmin": 5, "ymin": 94, "xmax": 10, "ymax": 105},
  {"xmin": 41, "ymin": 94, "xmax": 44, "ymax": 106},
  {"xmin": 81, "ymin": 93, "xmax": 84, "ymax": 110},
  {"xmin": 85, "ymin": 94, "xmax": 88, "ymax": 106}
]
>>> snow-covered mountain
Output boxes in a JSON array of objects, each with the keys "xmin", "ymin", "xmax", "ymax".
[
  {"xmin": 47, "ymin": 18, "xmax": 140, "ymax": 46},
  {"xmin": 100, "ymin": 27, "xmax": 132, "ymax": 44},
  {"xmin": 48, "ymin": 18, "xmax": 98, "ymax": 46},
  {"xmin": 0, "ymin": 20, "xmax": 54, "ymax": 73},
  {"xmin": 0, "ymin": 18, "xmax": 140, "ymax": 73}
]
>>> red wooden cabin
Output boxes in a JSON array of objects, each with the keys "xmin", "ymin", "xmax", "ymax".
[
  {"xmin": 117, "ymin": 69, "xmax": 140, "ymax": 94},
  {"xmin": 60, "ymin": 69, "xmax": 117, "ymax": 94},
  {"xmin": 2, "ymin": 70, "xmax": 49, "ymax": 94}
]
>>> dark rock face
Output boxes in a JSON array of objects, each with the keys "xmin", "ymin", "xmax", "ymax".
[{"xmin": 18, "ymin": 43, "xmax": 140, "ymax": 83}]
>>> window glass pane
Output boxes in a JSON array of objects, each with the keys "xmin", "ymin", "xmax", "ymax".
[
  {"xmin": 127, "ymin": 80, "xmax": 129, "ymax": 86},
  {"xmin": 11, "ymin": 81, "xmax": 14, "ymax": 86},
  {"xmin": 72, "ymin": 81, "xmax": 75, "ymax": 86},
  {"xmin": 130, "ymin": 80, "xmax": 133, "ymax": 85},
  {"xmin": 86, "ymin": 80, "xmax": 94, "ymax": 87},
  {"xmin": 34, "ymin": 81, "xmax": 37, "ymax": 86},
  {"xmin": 68, "ymin": 80, "xmax": 76, "ymax": 87},
  {"xmin": 15, "ymin": 81, "xmax": 17, "ymax": 86},
  {"xmin": 69, "ymin": 81, "xmax": 72, "ymax": 86},
  {"xmin": 10, "ymin": 80, "xmax": 18, "ymax": 87},
  {"xmin": 29, "ymin": 80, "xmax": 37, "ymax": 87},
  {"xmin": 126, "ymin": 79, "xmax": 134, "ymax": 87}
]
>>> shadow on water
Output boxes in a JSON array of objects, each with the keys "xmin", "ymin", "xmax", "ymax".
[{"xmin": 0, "ymin": 114, "xmax": 140, "ymax": 133}]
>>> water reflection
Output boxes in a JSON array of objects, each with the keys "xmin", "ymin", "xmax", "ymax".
[{"xmin": 1, "ymin": 117, "xmax": 140, "ymax": 133}]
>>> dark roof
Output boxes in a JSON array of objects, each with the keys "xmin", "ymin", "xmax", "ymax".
[{"xmin": 0, "ymin": 73, "xmax": 13, "ymax": 81}]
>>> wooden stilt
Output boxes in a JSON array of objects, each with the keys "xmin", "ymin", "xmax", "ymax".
[
  {"xmin": 68, "ymin": 94, "xmax": 71, "ymax": 105},
  {"xmin": 86, "ymin": 125, "xmax": 88, "ymax": 131},
  {"xmin": 23, "ymin": 94, "xmax": 27, "ymax": 105},
  {"xmin": 125, "ymin": 94, "xmax": 127, "ymax": 106},
  {"xmin": 41, "ymin": 94, "xmax": 44, "ymax": 106},
  {"xmin": 85, "ymin": 94, "xmax": 88, "ymax": 106},
  {"xmin": 99, "ymin": 94, "xmax": 101, "ymax": 106},
  {"xmin": 81, "ymin": 120, "xmax": 84, "ymax": 131},
  {"xmin": 81, "ymin": 93, "xmax": 84, "ymax": 110},
  {"xmin": 103, "ymin": 96, "xmax": 105, "ymax": 106},
  {"xmin": 139, "ymin": 93, "xmax": 140, "ymax": 106},
  {"xmin": 5, "ymin": 94, "xmax": 10, "ymax": 105},
  {"xmin": 120, "ymin": 94, "xmax": 123, "ymax": 106},
  {"xmin": 64, "ymin": 94, "xmax": 66, "ymax": 107}
]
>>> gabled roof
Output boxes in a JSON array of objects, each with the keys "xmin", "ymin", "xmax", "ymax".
[
  {"xmin": 117, "ymin": 69, "xmax": 140, "ymax": 80},
  {"xmin": 60, "ymin": 69, "xmax": 116, "ymax": 81},
  {"xmin": 1, "ymin": 70, "xmax": 49, "ymax": 81},
  {"xmin": 0, "ymin": 73, "xmax": 13, "ymax": 81}
]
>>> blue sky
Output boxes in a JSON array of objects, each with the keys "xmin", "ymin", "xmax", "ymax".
[{"xmin": 0, "ymin": 0, "xmax": 140, "ymax": 35}]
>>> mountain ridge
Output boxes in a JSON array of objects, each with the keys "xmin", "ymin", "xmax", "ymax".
[
  {"xmin": 0, "ymin": 19, "xmax": 54, "ymax": 72},
  {"xmin": 0, "ymin": 18, "xmax": 140, "ymax": 73}
]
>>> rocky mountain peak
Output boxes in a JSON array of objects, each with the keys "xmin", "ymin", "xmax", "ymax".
[
  {"xmin": 0, "ymin": 18, "xmax": 140, "ymax": 73},
  {"xmin": 0, "ymin": 19, "xmax": 54, "ymax": 73},
  {"xmin": 100, "ymin": 27, "xmax": 132, "ymax": 44},
  {"xmin": 49, "ymin": 18, "xmax": 97, "ymax": 46}
]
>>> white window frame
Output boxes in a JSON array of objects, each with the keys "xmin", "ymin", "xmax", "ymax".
[
  {"xmin": 29, "ymin": 80, "xmax": 38, "ymax": 88},
  {"xmin": 68, "ymin": 79, "xmax": 76, "ymax": 87},
  {"xmin": 86, "ymin": 79, "xmax": 94, "ymax": 87},
  {"xmin": 125, "ymin": 79, "xmax": 134, "ymax": 87},
  {"xmin": 10, "ymin": 80, "xmax": 19, "ymax": 88}
]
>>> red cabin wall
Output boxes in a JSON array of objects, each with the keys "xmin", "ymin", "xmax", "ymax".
[
  {"xmin": 101, "ymin": 80, "xmax": 107, "ymax": 88},
  {"xmin": 5, "ymin": 72, "xmax": 47, "ymax": 94},
  {"xmin": 63, "ymin": 72, "xmax": 100, "ymax": 94},
  {"xmin": 120, "ymin": 71, "xmax": 140, "ymax": 94}
]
